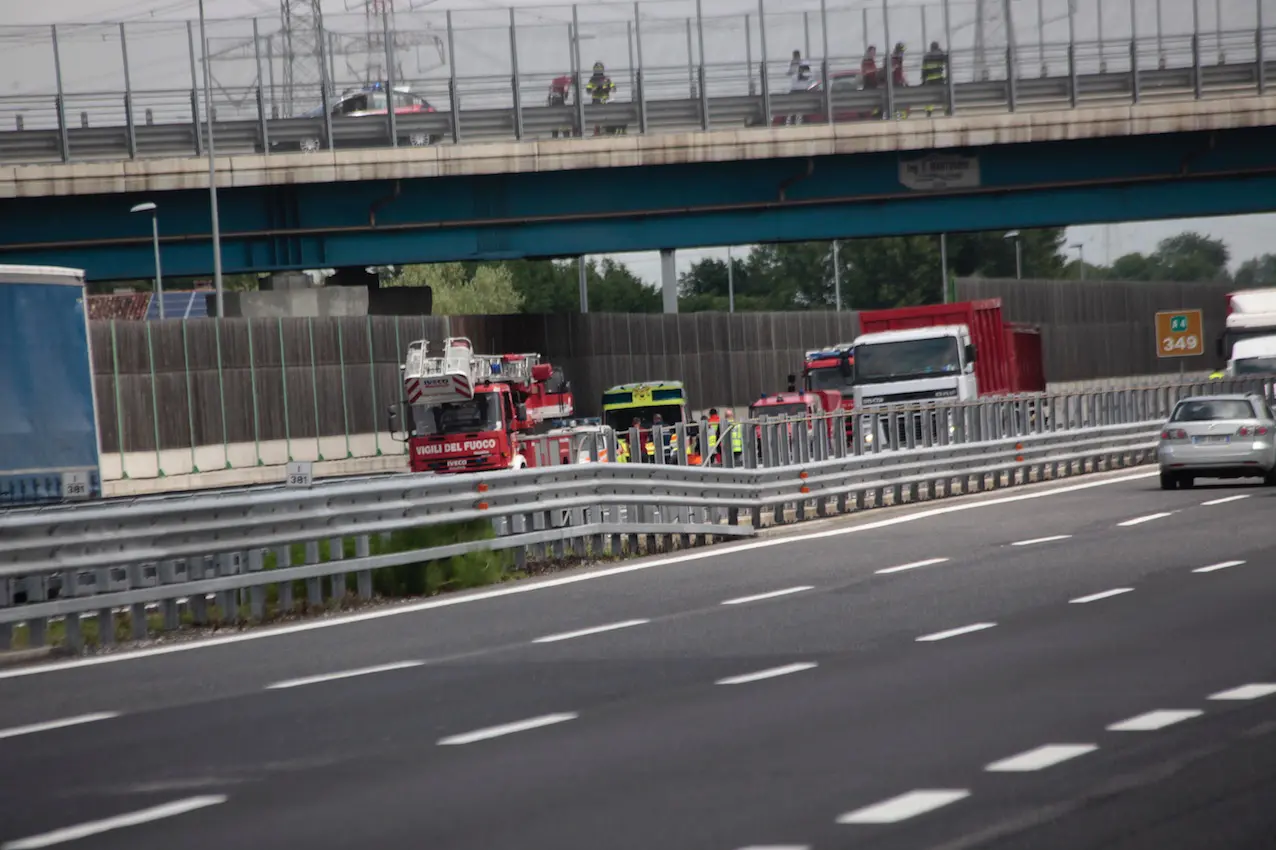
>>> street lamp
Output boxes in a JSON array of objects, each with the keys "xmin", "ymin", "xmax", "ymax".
[
  {"xmin": 1069, "ymin": 242, "xmax": 1085, "ymax": 280},
  {"xmin": 1003, "ymin": 230, "xmax": 1022, "ymax": 280},
  {"xmin": 130, "ymin": 201, "xmax": 164, "ymax": 318}
]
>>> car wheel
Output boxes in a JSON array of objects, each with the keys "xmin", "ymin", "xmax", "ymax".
[
  {"xmin": 1180, "ymin": 475, "xmax": 1195, "ymax": 489},
  {"xmin": 1159, "ymin": 471, "xmax": 1177, "ymax": 490},
  {"xmin": 1264, "ymin": 470, "xmax": 1276, "ymax": 486}
]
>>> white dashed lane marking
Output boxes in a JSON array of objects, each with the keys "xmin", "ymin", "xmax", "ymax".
[
  {"xmin": 1010, "ymin": 535, "xmax": 1072, "ymax": 546},
  {"xmin": 1194, "ymin": 560, "xmax": 1244, "ymax": 573},
  {"xmin": 875, "ymin": 558, "xmax": 949, "ymax": 574},
  {"xmin": 265, "ymin": 661, "xmax": 424, "ymax": 690},
  {"xmin": 437, "ymin": 713, "xmax": 578, "ymax": 745},
  {"xmin": 837, "ymin": 790, "xmax": 971, "ymax": 824},
  {"xmin": 1, "ymin": 796, "xmax": 227, "ymax": 849},
  {"xmin": 1117, "ymin": 512, "xmax": 1172, "ymax": 527},
  {"xmin": 1210, "ymin": 684, "xmax": 1276, "ymax": 701},
  {"xmin": 916, "ymin": 623, "xmax": 997, "ymax": 642},
  {"xmin": 721, "ymin": 587, "xmax": 813, "ymax": 605},
  {"xmin": 716, "ymin": 663, "xmax": 818, "ymax": 685},
  {"xmin": 1069, "ymin": 588, "xmax": 1134, "ymax": 604},
  {"xmin": 985, "ymin": 744, "xmax": 1097, "ymax": 772},
  {"xmin": 0, "ymin": 712, "xmax": 120, "ymax": 741},
  {"xmin": 1201, "ymin": 495, "xmax": 1249, "ymax": 506},
  {"xmin": 531, "ymin": 620, "xmax": 650, "ymax": 643},
  {"xmin": 1107, "ymin": 710, "xmax": 1203, "ymax": 731}
]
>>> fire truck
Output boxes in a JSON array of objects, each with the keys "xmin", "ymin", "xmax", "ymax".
[
  {"xmin": 393, "ymin": 337, "xmax": 578, "ymax": 473},
  {"xmin": 800, "ymin": 346, "xmax": 857, "ymax": 442},
  {"xmin": 748, "ymin": 389, "xmax": 846, "ymax": 451}
]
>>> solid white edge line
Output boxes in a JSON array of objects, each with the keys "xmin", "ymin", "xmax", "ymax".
[
  {"xmin": 985, "ymin": 744, "xmax": 1097, "ymax": 772},
  {"xmin": 0, "ymin": 712, "xmax": 120, "ymax": 741},
  {"xmin": 716, "ymin": 662, "xmax": 818, "ymax": 685},
  {"xmin": 1201, "ymin": 494, "xmax": 1250, "ymax": 506},
  {"xmin": 733, "ymin": 846, "xmax": 810, "ymax": 849},
  {"xmin": 264, "ymin": 660, "xmax": 425, "ymax": 690},
  {"xmin": 0, "ymin": 470, "xmax": 1158, "ymax": 680},
  {"xmin": 1, "ymin": 795, "xmax": 227, "ymax": 849},
  {"xmin": 1069, "ymin": 587, "xmax": 1135, "ymax": 604},
  {"xmin": 1209, "ymin": 684, "xmax": 1276, "ymax": 700},
  {"xmin": 437, "ymin": 712, "xmax": 578, "ymax": 745},
  {"xmin": 875, "ymin": 557, "xmax": 949, "ymax": 574},
  {"xmin": 837, "ymin": 789, "xmax": 971, "ymax": 824},
  {"xmin": 1010, "ymin": 534, "xmax": 1072, "ymax": 546},
  {"xmin": 1117, "ymin": 511, "xmax": 1172, "ymax": 527},
  {"xmin": 1106, "ymin": 709, "xmax": 1203, "ymax": 731},
  {"xmin": 531, "ymin": 619, "xmax": 650, "ymax": 643},
  {"xmin": 721, "ymin": 586, "xmax": 815, "ymax": 605},
  {"xmin": 916, "ymin": 623, "xmax": 996, "ymax": 642},
  {"xmin": 1193, "ymin": 560, "xmax": 1245, "ymax": 573}
]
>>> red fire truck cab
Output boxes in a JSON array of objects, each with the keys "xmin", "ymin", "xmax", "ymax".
[{"xmin": 393, "ymin": 337, "xmax": 574, "ymax": 474}]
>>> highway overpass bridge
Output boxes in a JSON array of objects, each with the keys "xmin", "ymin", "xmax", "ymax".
[{"xmin": 4, "ymin": 93, "xmax": 1276, "ymax": 288}]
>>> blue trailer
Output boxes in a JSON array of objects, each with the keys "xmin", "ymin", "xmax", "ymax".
[{"xmin": 0, "ymin": 265, "xmax": 102, "ymax": 506}]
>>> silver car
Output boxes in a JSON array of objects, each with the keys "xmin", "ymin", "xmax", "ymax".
[{"xmin": 1157, "ymin": 393, "xmax": 1276, "ymax": 489}]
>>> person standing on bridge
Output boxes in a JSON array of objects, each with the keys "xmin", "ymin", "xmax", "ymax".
[
  {"xmin": 586, "ymin": 61, "xmax": 619, "ymax": 136},
  {"xmin": 860, "ymin": 45, "xmax": 879, "ymax": 89},
  {"xmin": 788, "ymin": 50, "xmax": 812, "ymax": 91},
  {"xmin": 921, "ymin": 41, "xmax": 948, "ymax": 116}
]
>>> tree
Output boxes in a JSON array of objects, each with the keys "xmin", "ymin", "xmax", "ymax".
[
  {"xmin": 390, "ymin": 262, "xmax": 524, "ymax": 315},
  {"xmin": 676, "ymin": 227, "xmax": 1067, "ymax": 312},
  {"xmin": 1235, "ymin": 254, "xmax": 1276, "ymax": 287},
  {"xmin": 1094, "ymin": 232, "xmax": 1232, "ymax": 283},
  {"xmin": 488, "ymin": 258, "xmax": 660, "ymax": 314}
]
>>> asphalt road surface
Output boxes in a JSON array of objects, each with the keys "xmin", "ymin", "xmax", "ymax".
[{"xmin": 2, "ymin": 467, "xmax": 1274, "ymax": 850}]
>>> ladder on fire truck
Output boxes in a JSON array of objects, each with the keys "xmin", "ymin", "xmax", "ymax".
[{"xmin": 403, "ymin": 337, "xmax": 542, "ymax": 405}]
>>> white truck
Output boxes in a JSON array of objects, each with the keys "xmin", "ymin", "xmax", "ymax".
[
  {"xmin": 1225, "ymin": 334, "xmax": 1276, "ymax": 376},
  {"xmin": 1219, "ymin": 288, "xmax": 1276, "ymax": 360},
  {"xmin": 850, "ymin": 325, "xmax": 976, "ymax": 408}
]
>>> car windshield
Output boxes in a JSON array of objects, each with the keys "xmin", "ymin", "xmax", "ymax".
[
  {"xmin": 1170, "ymin": 399, "xmax": 1256, "ymax": 421},
  {"xmin": 806, "ymin": 366, "xmax": 854, "ymax": 392},
  {"xmin": 605, "ymin": 405, "xmax": 684, "ymax": 432},
  {"xmin": 854, "ymin": 337, "xmax": 961, "ymax": 383},
  {"xmin": 415, "ymin": 394, "xmax": 502, "ymax": 435},
  {"xmin": 750, "ymin": 402, "xmax": 808, "ymax": 418},
  {"xmin": 1232, "ymin": 357, "xmax": 1276, "ymax": 374}
]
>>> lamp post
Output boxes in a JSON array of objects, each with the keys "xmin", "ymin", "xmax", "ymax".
[
  {"xmin": 1069, "ymin": 242, "xmax": 1085, "ymax": 279},
  {"xmin": 130, "ymin": 201, "xmax": 164, "ymax": 318},
  {"xmin": 198, "ymin": 0, "xmax": 224, "ymax": 316},
  {"xmin": 1004, "ymin": 230, "xmax": 1022, "ymax": 279}
]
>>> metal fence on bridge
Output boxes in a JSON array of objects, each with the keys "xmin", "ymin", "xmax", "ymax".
[{"xmin": 0, "ymin": 0, "xmax": 1272, "ymax": 164}]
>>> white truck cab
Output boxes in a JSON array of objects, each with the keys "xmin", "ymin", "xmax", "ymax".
[
  {"xmin": 1220, "ymin": 288, "xmax": 1276, "ymax": 359},
  {"xmin": 850, "ymin": 324, "xmax": 978, "ymax": 408},
  {"xmin": 1226, "ymin": 334, "xmax": 1276, "ymax": 376}
]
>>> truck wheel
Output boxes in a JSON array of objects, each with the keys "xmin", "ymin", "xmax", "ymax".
[
  {"xmin": 511, "ymin": 454, "xmax": 527, "ymax": 470},
  {"xmin": 1159, "ymin": 471, "xmax": 1176, "ymax": 490}
]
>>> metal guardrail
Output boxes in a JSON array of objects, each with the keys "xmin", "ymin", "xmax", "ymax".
[
  {"xmin": 7, "ymin": 376, "xmax": 1273, "ymax": 652},
  {"xmin": 0, "ymin": 422, "xmax": 1157, "ymax": 652},
  {"xmin": 1, "ymin": 29, "xmax": 1273, "ymax": 166}
]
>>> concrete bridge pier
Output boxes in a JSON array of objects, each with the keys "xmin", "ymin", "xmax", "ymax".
[{"xmin": 660, "ymin": 248, "xmax": 677, "ymax": 313}]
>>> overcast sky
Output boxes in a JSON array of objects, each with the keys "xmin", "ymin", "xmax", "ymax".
[{"xmin": 4, "ymin": 0, "xmax": 1272, "ymax": 285}]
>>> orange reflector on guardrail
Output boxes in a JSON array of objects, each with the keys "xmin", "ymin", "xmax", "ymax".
[
  {"xmin": 799, "ymin": 471, "xmax": 809, "ymax": 479},
  {"xmin": 799, "ymin": 485, "xmax": 810, "ymax": 494},
  {"xmin": 477, "ymin": 501, "xmax": 489, "ymax": 510},
  {"xmin": 476, "ymin": 483, "xmax": 489, "ymax": 493}
]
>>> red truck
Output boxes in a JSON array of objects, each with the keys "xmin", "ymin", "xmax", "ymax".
[
  {"xmin": 392, "ymin": 337, "xmax": 576, "ymax": 473},
  {"xmin": 851, "ymin": 299, "xmax": 1044, "ymax": 408},
  {"xmin": 748, "ymin": 389, "xmax": 846, "ymax": 449}
]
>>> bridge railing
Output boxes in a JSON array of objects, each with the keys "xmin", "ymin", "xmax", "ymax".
[{"xmin": 1, "ymin": 0, "xmax": 1274, "ymax": 165}]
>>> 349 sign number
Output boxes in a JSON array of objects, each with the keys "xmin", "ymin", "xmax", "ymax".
[
  {"xmin": 1154, "ymin": 309, "xmax": 1204, "ymax": 358},
  {"xmin": 1161, "ymin": 334, "xmax": 1199, "ymax": 353}
]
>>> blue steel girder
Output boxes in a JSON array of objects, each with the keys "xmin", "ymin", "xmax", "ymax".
[{"xmin": 1, "ymin": 126, "xmax": 1275, "ymax": 281}]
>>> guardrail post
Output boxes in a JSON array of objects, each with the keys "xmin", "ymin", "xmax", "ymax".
[
  {"xmin": 355, "ymin": 537, "xmax": 374, "ymax": 600},
  {"xmin": 305, "ymin": 541, "xmax": 322, "ymax": 608},
  {"xmin": 698, "ymin": 65, "xmax": 710, "ymax": 130},
  {"xmin": 329, "ymin": 537, "xmax": 347, "ymax": 604},
  {"xmin": 246, "ymin": 549, "xmax": 266, "ymax": 621},
  {"xmin": 252, "ymin": 18, "xmax": 271, "ymax": 154},
  {"xmin": 275, "ymin": 545, "xmax": 294, "ymax": 612},
  {"xmin": 1192, "ymin": 34, "xmax": 1202, "ymax": 98},
  {"xmin": 1006, "ymin": 48, "xmax": 1017, "ymax": 111},
  {"xmin": 509, "ymin": 9, "xmax": 523, "ymax": 140},
  {"xmin": 447, "ymin": 11, "xmax": 462, "ymax": 143},
  {"xmin": 187, "ymin": 22, "xmax": 202, "ymax": 156}
]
